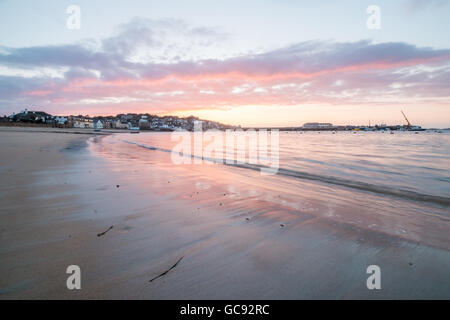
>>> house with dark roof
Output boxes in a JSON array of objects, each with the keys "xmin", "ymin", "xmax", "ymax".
[{"xmin": 11, "ymin": 109, "xmax": 54, "ymax": 123}]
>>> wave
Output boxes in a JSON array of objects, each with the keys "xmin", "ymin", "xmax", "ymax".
[{"xmin": 121, "ymin": 139, "xmax": 450, "ymax": 207}]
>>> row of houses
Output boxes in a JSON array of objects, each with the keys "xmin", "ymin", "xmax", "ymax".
[
  {"xmin": 4, "ymin": 109, "xmax": 232, "ymax": 131},
  {"xmin": 70, "ymin": 114, "xmax": 230, "ymax": 131},
  {"xmin": 6, "ymin": 110, "xmax": 64, "ymax": 125}
]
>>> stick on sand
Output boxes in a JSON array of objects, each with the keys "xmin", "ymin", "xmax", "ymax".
[
  {"xmin": 149, "ymin": 256, "xmax": 184, "ymax": 283},
  {"xmin": 97, "ymin": 225, "xmax": 113, "ymax": 237}
]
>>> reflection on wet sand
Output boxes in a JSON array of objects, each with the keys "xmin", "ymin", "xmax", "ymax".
[{"xmin": 1, "ymin": 129, "xmax": 449, "ymax": 299}]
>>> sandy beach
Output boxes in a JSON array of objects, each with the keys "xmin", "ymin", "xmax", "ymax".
[{"xmin": 0, "ymin": 127, "xmax": 449, "ymax": 299}]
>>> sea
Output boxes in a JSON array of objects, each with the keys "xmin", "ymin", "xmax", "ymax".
[{"xmin": 89, "ymin": 130, "xmax": 450, "ymax": 249}]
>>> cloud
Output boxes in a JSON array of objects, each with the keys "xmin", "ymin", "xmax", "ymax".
[
  {"xmin": 0, "ymin": 18, "xmax": 450, "ymax": 116},
  {"xmin": 102, "ymin": 17, "xmax": 228, "ymax": 63}
]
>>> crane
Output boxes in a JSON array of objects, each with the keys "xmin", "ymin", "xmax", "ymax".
[{"xmin": 401, "ymin": 110, "xmax": 411, "ymax": 130}]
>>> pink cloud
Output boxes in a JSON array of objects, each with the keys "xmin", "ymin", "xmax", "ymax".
[{"xmin": 2, "ymin": 29, "xmax": 450, "ymax": 116}]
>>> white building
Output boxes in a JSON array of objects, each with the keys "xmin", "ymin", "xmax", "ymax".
[
  {"xmin": 115, "ymin": 119, "xmax": 128, "ymax": 129},
  {"xmin": 73, "ymin": 118, "xmax": 94, "ymax": 128},
  {"xmin": 302, "ymin": 122, "xmax": 333, "ymax": 129},
  {"xmin": 94, "ymin": 120, "xmax": 103, "ymax": 129}
]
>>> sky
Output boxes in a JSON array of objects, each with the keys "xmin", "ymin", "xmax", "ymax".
[{"xmin": 0, "ymin": 0, "xmax": 449, "ymax": 127}]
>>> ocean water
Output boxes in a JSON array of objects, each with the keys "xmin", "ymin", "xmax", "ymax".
[
  {"xmin": 99, "ymin": 130, "xmax": 450, "ymax": 199},
  {"xmin": 89, "ymin": 130, "xmax": 450, "ymax": 249}
]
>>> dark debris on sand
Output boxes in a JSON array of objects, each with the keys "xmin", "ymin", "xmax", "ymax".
[
  {"xmin": 149, "ymin": 256, "xmax": 184, "ymax": 283},
  {"xmin": 97, "ymin": 225, "xmax": 114, "ymax": 237}
]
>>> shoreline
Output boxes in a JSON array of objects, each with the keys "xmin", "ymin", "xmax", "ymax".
[
  {"xmin": 0, "ymin": 127, "xmax": 449, "ymax": 299},
  {"xmin": 2, "ymin": 124, "xmax": 450, "ymax": 133},
  {"xmin": 0, "ymin": 126, "xmax": 118, "ymax": 135}
]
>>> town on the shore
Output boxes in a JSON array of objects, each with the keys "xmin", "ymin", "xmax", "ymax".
[
  {"xmin": 1, "ymin": 108, "xmax": 433, "ymax": 131},
  {"xmin": 1, "ymin": 109, "xmax": 235, "ymax": 131}
]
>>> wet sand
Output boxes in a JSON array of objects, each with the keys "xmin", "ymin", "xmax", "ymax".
[{"xmin": 0, "ymin": 128, "xmax": 449, "ymax": 299}]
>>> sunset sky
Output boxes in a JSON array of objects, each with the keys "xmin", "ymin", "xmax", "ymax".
[{"xmin": 1, "ymin": 0, "xmax": 450, "ymax": 127}]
